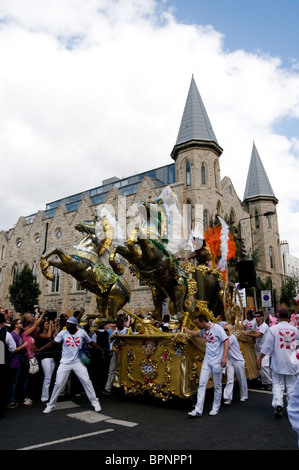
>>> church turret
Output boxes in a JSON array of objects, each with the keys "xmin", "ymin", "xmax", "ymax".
[
  {"xmin": 171, "ymin": 75, "xmax": 222, "ymax": 161},
  {"xmin": 243, "ymin": 142, "xmax": 283, "ymax": 289},
  {"xmin": 171, "ymin": 76, "xmax": 223, "ymax": 230}
]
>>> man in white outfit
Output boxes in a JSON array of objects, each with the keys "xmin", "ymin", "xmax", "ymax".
[
  {"xmin": 258, "ymin": 308, "xmax": 299, "ymax": 419},
  {"xmin": 185, "ymin": 314, "xmax": 229, "ymax": 417},
  {"xmin": 37, "ymin": 317, "xmax": 105, "ymax": 414},
  {"xmin": 242, "ymin": 311, "xmax": 272, "ymax": 390},
  {"xmin": 222, "ymin": 324, "xmax": 248, "ymax": 405}
]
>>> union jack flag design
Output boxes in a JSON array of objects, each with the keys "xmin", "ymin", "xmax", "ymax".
[
  {"xmin": 65, "ymin": 335, "xmax": 80, "ymax": 348},
  {"xmin": 205, "ymin": 330, "xmax": 214, "ymax": 343},
  {"xmin": 279, "ymin": 329, "xmax": 295, "ymax": 349}
]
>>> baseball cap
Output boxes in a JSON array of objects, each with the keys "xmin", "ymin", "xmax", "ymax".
[{"xmin": 66, "ymin": 317, "xmax": 78, "ymax": 325}]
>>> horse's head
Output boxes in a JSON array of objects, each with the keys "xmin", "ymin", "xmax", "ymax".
[
  {"xmin": 75, "ymin": 219, "xmax": 99, "ymax": 236},
  {"xmin": 75, "ymin": 218, "xmax": 112, "ymax": 256}
]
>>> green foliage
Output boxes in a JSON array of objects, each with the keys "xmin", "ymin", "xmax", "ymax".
[
  {"xmin": 280, "ymin": 274, "xmax": 299, "ymax": 307},
  {"xmin": 9, "ymin": 264, "xmax": 41, "ymax": 314}
]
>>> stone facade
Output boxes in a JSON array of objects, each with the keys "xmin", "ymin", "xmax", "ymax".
[{"xmin": 0, "ymin": 80, "xmax": 284, "ymax": 316}]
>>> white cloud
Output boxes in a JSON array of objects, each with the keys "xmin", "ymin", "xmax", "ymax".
[{"xmin": 0, "ymin": 0, "xmax": 299, "ymax": 258}]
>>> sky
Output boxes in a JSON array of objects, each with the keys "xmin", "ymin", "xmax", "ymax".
[{"xmin": 0, "ymin": 0, "xmax": 299, "ymax": 258}]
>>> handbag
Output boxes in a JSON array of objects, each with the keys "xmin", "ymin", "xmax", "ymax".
[
  {"xmin": 79, "ymin": 347, "xmax": 90, "ymax": 366},
  {"xmin": 28, "ymin": 356, "xmax": 39, "ymax": 374},
  {"xmin": 71, "ymin": 332, "xmax": 90, "ymax": 366}
]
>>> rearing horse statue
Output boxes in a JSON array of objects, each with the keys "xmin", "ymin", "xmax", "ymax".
[
  {"xmin": 40, "ymin": 214, "xmax": 131, "ymax": 321},
  {"xmin": 109, "ymin": 197, "xmax": 191, "ymax": 320}
]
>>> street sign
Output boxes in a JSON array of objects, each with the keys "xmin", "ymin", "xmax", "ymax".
[
  {"xmin": 235, "ymin": 283, "xmax": 246, "ymax": 308},
  {"xmin": 261, "ymin": 290, "xmax": 272, "ymax": 307}
]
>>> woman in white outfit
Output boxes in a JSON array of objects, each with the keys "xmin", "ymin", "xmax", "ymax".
[
  {"xmin": 223, "ymin": 324, "xmax": 248, "ymax": 405},
  {"xmin": 36, "ymin": 319, "xmax": 59, "ymax": 403}
]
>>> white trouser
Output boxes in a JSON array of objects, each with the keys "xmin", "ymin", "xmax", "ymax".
[
  {"xmin": 255, "ymin": 349, "xmax": 272, "ymax": 385},
  {"xmin": 194, "ymin": 361, "xmax": 223, "ymax": 414},
  {"xmin": 48, "ymin": 359, "xmax": 100, "ymax": 408},
  {"xmin": 105, "ymin": 353, "xmax": 116, "ymax": 392},
  {"xmin": 41, "ymin": 357, "xmax": 56, "ymax": 402},
  {"xmin": 287, "ymin": 376, "xmax": 299, "ymax": 447},
  {"xmin": 223, "ymin": 360, "xmax": 248, "ymax": 402},
  {"xmin": 272, "ymin": 371, "xmax": 298, "ymax": 408}
]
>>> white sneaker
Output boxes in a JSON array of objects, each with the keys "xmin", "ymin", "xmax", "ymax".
[
  {"xmin": 188, "ymin": 409, "xmax": 201, "ymax": 417},
  {"xmin": 240, "ymin": 398, "xmax": 247, "ymax": 402},
  {"xmin": 94, "ymin": 402, "xmax": 102, "ymax": 412},
  {"xmin": 22, "ymin": 398, "xmax": 33, "ymax": 406},
  {"xmin": 224, "ymin": 400, "xmax": 231, "ymax": 405},
  {"xmin": 209, "ymin": 409, "xmax": 218, "ymax": 416},
  {"xmin": 43, "ymin": 405, "xmax": 55, "ymax": 414}
]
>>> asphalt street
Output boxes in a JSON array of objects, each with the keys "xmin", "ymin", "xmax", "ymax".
[{"xmin": 1, "ymin": 380, "xmax": 298, "ymax": 455}]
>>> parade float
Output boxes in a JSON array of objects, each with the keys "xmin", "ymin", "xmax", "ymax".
[{"xmin": 40, "ymin": 186, "xmax": 259, "ymax": 401}]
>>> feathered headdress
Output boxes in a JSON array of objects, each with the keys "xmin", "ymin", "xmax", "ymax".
[{"xmin": 204, "ymin": 217, "xmax": 236, "ymax": 279}]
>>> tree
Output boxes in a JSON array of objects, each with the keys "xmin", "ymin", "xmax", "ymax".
[
  {"xmin": 9, "ymin": 264, "xmax": 41, "ymax": 314},
  {"xmin": 280, "ymin": 274, "xmax": 299, "ymax": 307}
]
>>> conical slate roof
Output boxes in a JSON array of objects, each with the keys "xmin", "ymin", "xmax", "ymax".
[
  {"xmin": 243, "ymin": 142, "xmax": 276, "ymax": 201},
  {"xmin": 175, "ymin": 76, "xmax": 218, "ymax": 145}
]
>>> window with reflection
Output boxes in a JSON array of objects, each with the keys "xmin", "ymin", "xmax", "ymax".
[
  {"xmin": 201, "ymin": 164, "xmax": 206, "ymax": 185},
  {"xmin": 186, "ymin": 161, "xmax": 191, "ymax": 186},
  {"xmin": 269, "ymin": 247, "xmax": 274, "ymax": 269},
  {"xmin": 51, "ymin": 267, "xmax": 60, "ymax": 292},
  {"xmin": 12, "ymin": 264, "xmax": 19, "ymax": 283},
  {"xmin": 203, "ymin": 210, "xmax": 208, "ymax": 230},
  {"xmin": 255, "ymin": 210, "xmax": 260, "ymax": 229}
]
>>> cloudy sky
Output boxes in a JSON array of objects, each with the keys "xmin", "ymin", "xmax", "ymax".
[{"xmin": 1, "ymin": 0, "xmax": 299, "ymax": 257}]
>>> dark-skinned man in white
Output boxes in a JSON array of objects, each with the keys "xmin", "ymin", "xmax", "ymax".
[
  {"xmin": 36, "ymin": 316, "xmax": 105, "ymax": 414},
  {"xmin": 185, "ymin": 313, "xmax": 229, "ymax": 417}
]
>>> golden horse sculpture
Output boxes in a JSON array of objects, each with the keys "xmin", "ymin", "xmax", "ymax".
[
  {"xmin": 40, "ymin": 215, "xmax": 131, "ymax": 322},
  {"xmin": 109, "ymin": 200, "xmax": 192, "ymax": 321}
]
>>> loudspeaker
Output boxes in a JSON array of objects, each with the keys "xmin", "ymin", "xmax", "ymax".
[{"xmin": 237, "ymin": 260, "xmax": 257, "ymax": 288}]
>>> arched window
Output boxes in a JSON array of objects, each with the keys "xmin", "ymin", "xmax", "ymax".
[
  {"xmin": 255, "ymin": 210, "xmax": 260, "ymax": 229},
  {"xmin": 32, "ymin": 261, "xmax": 38, "ymax": 282},
  {"xmin": 186, "ymin": 161, "xmax": 191, "ymax": 186},
  {"xmin": 216, "ymin": 201, "xmax": 222, "ymax": 216},
  {"xmin": 1, "ymin": 245, "xmax": 5, "ymax": 260},
  {"xmin": 269, "ymin": 247, "xmax": 274, "ymax": 269},
  {"xmin": 201, "ymin": 164, "xmax": 206, "ymax": 185},
  {"xmin": 214, "ymin": 161, "xmax": 219, "ymax": 188},
  {"xmin": 12, "ymin": 263, "xmax": 19, "ymax": 283},
  {"xmin": 0, "ymin": 268, "xmax": 2, "ymax": 284},
  {"xmin": 229, "ymin": 209, "xmax": 235, "ymax": 226},
  {"xmin": 203, "ymin": 210, "xmax": 208, "ymax": 230},
  {"xmin": 184, "ymin": 199, "xmax": 192, "ymax": 234},
  {"xmin": 51, "ymin": 267, "xmax": 60, "ymax": 292}
]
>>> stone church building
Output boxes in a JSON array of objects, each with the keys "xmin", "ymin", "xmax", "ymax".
[{"xmin": 0, "ymin": 76, "xmax": 283, "ymax": 317}]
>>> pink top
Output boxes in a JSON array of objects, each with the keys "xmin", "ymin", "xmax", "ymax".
[{"xmin": 22, "ymin": 331, "xmax": 35, "ymax": 359}]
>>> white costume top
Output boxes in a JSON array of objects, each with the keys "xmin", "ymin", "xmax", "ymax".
[
  {"xmin": 261, "ymin": 321, "xmax": 299, "ymax": 375},
  {"xmin": 255, "ymin": 321, "xmax": 269, "ymax": 351},
  {"xmin": 54, "ymin": 328, "xmax": 92, "ymax": 364},
  {"xmin": 227, "ymin": 334, "xmax": 244, "ymax": 363},
  {"xmin": 198, "ymin": 323, "xmax": 228, "ymax": 364},
  {"xmin": 243, "ymin": 319, "xmax": 256, "ymax": 331},
  {"xmin": 1, "ymin": 328, "xmax": 16, "ymax": 352}
]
